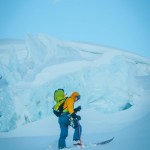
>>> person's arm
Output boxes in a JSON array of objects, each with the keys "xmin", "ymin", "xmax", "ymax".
[
  {"xmin": 74, "ymin": 106, "xmax": 81, "ymax": 113},
  {"xmin": 67, "ymin": 98, "xmax": 74, "ymax": 114}
]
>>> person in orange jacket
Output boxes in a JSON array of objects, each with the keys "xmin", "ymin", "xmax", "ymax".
[{"xmin": 58, "ymin": 92, "xmax": 82, "ymax": 149}]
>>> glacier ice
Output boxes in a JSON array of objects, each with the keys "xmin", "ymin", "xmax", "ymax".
[{"xmin": 0, "ymin": 34, "xmax": 150, "ymax": 132}]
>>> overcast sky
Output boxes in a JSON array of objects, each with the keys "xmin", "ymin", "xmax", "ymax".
[{"xmin": 0, "ymin": 0, "xmax": 150, "ymax": 58}]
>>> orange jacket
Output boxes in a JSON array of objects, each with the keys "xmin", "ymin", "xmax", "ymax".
[{"xmin": 63, "ymin": 92, "xmax": 79, "ymax": 114}]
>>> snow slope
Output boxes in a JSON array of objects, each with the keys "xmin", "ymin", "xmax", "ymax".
[{"xmin": 0, "ymin": 34, "xmax": 150, "ymax": 150}]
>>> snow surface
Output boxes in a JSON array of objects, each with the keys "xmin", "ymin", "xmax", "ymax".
[{"xmin": 0, "ymin": 34, "xmax": 150, "ymax": 150}]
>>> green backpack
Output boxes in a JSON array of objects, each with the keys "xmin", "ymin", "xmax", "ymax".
[{"xmin": 53, "ymin": 89, "xmax": 66, "ymax": 117}]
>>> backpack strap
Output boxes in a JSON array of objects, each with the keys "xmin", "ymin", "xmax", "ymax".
[{"xmin": 53, "ymin": 98, "xmax": 65, "ymax": 110}]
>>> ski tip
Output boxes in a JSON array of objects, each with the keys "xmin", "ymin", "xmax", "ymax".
[{"xmin": 98, "ymin": 137, "xmax": 115, "ymax": 145}]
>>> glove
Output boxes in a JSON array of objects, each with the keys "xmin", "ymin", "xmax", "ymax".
[
  {"xmin": 74, "ymin": 106, "xmax": 81, "ymax": 113},
  {"xmin": 71, "ymin": 113, "xmax": 81, "ymax": 120}
]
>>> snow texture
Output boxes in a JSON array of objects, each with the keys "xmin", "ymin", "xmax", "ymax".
[{"xmin": 0, "ymin": 34, "xmax": 150, "ymax": 150}]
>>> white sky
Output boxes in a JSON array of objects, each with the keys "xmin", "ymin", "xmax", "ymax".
[{"xmin": 0, "ymin": 0, "xmax": 150, "ymax": 58}]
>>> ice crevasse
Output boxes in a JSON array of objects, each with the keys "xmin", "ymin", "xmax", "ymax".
[{"xmin": 0, "ymin": 34, "xmax": 150, "ymax": 132}]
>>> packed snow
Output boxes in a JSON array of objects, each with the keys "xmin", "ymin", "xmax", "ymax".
[{"xmin": 0, "ymin": 34, "xmax": 150, "ymax": 150}]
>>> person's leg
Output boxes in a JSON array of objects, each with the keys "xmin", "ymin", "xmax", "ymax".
[
  {"xmin": 58, "ymin": 124, "xmax": 68, "ymax": 149},
  {"xmin": 73, "ymin": 120, "xmax": 82, "ymax": 141},
  {"xmin": 58, "ymin": 114, "xmax": 70, "ymax": 149}
]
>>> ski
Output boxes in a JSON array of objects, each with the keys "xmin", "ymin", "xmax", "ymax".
[
  {"xmin": 91, "ymin": 137, "xmax": 114, "ymax": 146},
  {"xmin": 68, "ymin": 137, "xmax": 114, "ymax": 149}
]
